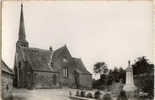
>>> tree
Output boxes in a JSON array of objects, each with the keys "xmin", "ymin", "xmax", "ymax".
[
  {"xmin": 93, "ymin": 62, "xmax": 108, "ymax": 77},
  {"xmin": 118, "ymin": 67, "xmax": 126, "ymax": 83},
  {"xmin": 107, "ymin": 69, "xmax": 113, "ymax": 86},
  {"xmin": 93, "ymin": 62, "xmax": 109, "ymax": 89},
  {"xmin": 132, "ymin": 56, "xmax": 154, "ymax": 97},
  {"xmin": 132, "ymin": 56, "xmax": 154, "ymax": 75},
  {"xmin": 112, "ymin": 67, "xmax": 120, "ymax": 82}
]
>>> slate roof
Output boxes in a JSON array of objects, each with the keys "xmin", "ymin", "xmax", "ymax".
[
  {"xmin": 72, "ymin": 58, "xmax": 91, "ymax": 75},
  {"xmin": 19, "ymin": 45, "xmax": 91, "ymax": 75},
  {"xmin": 1, "ymin": 60, "xmax": 14, "ymax": 75},
  {"xmin": 20, "ymin": 47, "xmax": 57, "ymax": 72},
  {"xmin": 52, "ymin": 45, "xmax": 72, "ymax": 62}
]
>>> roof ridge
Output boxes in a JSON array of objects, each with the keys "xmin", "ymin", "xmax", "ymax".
[
  {"xmin": 53, "ymin": 45, "xmax": 66, "ymax": 52},
  {"xmin": 72, "ymin": 57, "xmax": 81, "ymax": 60},
  {"xmin": 1, "ymin": 60, "xmax": 14, "ymax": 74},
  {"xmin": 29, "ymin": 47, "xmax": 50, "ymax": 51}
]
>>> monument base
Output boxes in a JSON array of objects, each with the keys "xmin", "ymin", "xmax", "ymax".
[
  {"xmin": 123, "ymin": 84, "xmax": 137, "ymax": 98},
  {"xmin": 123, "ymin": 85, "xmax": 137, "ymax": 92},
  {"xmin": 126, "ymin": 91, "xmax": 137, "ymax": 98}
]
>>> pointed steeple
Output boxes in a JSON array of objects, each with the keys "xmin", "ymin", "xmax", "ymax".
[
  {"xmin": 18, "ymin": 3, "xmax": 26, "ymax": 41},
  {"xmin": 16, "ymin": 3, "xmax": 29, "ymax": 48}
]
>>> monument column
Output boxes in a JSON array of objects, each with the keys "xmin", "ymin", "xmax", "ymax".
[{"xmin": 123, "ymin": 61, "xmax": 137, "ymax": 97}]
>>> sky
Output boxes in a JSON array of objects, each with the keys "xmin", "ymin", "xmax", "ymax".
[{"xmin": 2, "ymin": 1, "xmax": 153, "ymax": 78}]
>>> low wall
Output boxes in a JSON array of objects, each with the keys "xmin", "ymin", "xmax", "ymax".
[{"xmin": 69, "ymin": 96, "xmax": 95, "ymax": 100}]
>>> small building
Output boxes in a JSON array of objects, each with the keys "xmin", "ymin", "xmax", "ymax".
[{"xmin": 1, "ymin": 60, "xmax": 14, "ymax": 99}]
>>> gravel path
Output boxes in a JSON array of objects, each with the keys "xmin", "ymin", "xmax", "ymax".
[{"xmin": 12, "ymin": 88, "xmax": 77, "ymax": 100}]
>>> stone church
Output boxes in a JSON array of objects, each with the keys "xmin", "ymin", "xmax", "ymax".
[{"xmin": 14, "ymin": 4, "xmax": 92, "ymax": 89}]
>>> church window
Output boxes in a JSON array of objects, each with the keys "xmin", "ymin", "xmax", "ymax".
[
  {"xmin": 63, "ymin": 67, "xmax": 68, "ymax": 78},
  {"xmin": 51, "ymin": 62, "xmax": 53, "ymax": 67},
  {"xmin": 18, "ymin": 62, "xmax": 21, "ymax": 81},
  {"xmin": 53, "ymin": 74, "xmax": 57, "ymax": 85}
]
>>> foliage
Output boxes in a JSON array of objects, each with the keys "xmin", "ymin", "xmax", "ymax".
[
  {"xmin": 93, "ymin": 62, "xmax": 109, "ymax": 89},
  {"xmin": 92, "ymin": 56, "xmax": 153, "ymax": 97},
  {"xmin": 92, "ymin": 79, "xmax": 106, "ymax": 89},
  {"xmin": 94, "ymin": 90, "xmax": 101, "ymax": 99},
  {"xmin": 116, "ymin": 90, "xmax": 128, "ymax": 100},
  {"xmin": 107, "ymin": 67, "xmax": 126, "ymax": 85},
  {"xmin": 132, "ymin": 56, "xmax": 154, "ymax": 75},
  {"xmin": 102, "ymin": 94, "xmax": 112, "ymax": 100},
  {"xmin": 135, "ymin": 74, "xmax": 154, "ymax": 98},
  {"xmin": 118, "ymin": 67, "xmax": 126, "ymax": 83},
  {"xmin": 106, "ymin": 72, "xmax": 113, "ymax": 86},
  {"xmin": 93, "ymin": 62, "xmax": 108, "ymax": 76},
  {"xmin": 132, "ymin": 56, "xmax": 154, "ymax": 97},
  {"xmin": 76, "ymin": 90, "xmax": 80, "ymax": 96},
  {"xmin": 80, "ymin": 90, "xmax": 86, "ymax": 97},
  {"xmin": 93, "ymin": 66, "xmax": 126, "ymax": 89},
  {"xmin": 86, "ymin": 92, "xmax": 93, "ymax": 98}
]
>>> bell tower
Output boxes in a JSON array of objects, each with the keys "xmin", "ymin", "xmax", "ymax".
[{"xmin": 16, "ymin": 3, "xmax": 29, "ymax": 48}]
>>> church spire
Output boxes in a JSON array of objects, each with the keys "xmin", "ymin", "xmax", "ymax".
[
  {"xmin": 16, "ymin": 3, "xmax": 29, "ymax": 48},
  {"xmin": 18, "ymin": 3, "xmax": 26, "ymax": 41}
]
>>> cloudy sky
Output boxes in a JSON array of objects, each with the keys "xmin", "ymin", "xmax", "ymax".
[{"xmin": 2, "ymin": 1, "xmax": 153, "ymax": 77}]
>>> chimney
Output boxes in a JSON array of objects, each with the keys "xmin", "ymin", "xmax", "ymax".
[
  {"xmin": 49, "ymin": 46, "xmax": 53, "ymax": 52},
  {"xmin": 48, "ymin": 46, "xmax": 53, "ymax": 67}
]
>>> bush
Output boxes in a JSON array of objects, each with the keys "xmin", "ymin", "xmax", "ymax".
[
  {"xmin": 117, "ymin": 90, "xmax": 128, "ymax": 100},
  {"xmin": 86, "ymin": 92, "xmax": 93, "ymax": 98},
  {"xmin": 135, "ymin": 74, "xmax": 154, "ymax": 97},
  {"xmin": 76, "ymin": 90, "xmax": 80, "ymax": 96},
  {"xmin": 102, "ymin": 94, "xmax": 112, "ymax": 100},
  {"xmin": 94, "ymin": 90, "xmax": 101, "ymax": 99},
  {"xmin": 80, "ymin": 90, "xmax": 86, "ymax": 97}
]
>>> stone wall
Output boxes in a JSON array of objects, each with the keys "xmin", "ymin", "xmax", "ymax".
[
  {"xmin": 2, "ymin": 72, "xmax": 13, "ymax": 99},
  {"xmin": 79, "ymin": 74, "xmax": 92, "ymax": 89},
  {"xmin": 33, "ymin": 71, "xmax": 60, "ymax": 89},
  {"xmin": 59, "ymin": 64, "xmax": 77, "ymax": 88}
]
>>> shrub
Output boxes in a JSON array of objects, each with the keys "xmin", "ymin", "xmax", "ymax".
[
  {"xmin": 86, "ymin": 92, "xmax": 93, "ymax": 98},
  {"xmin": 117, "ymin": 90, "xmax": 128, "ymax": 100},
  {"xmin": 76, "ymin": 90, "xmax": 80, "ymax": 96},
  {"xmin": 94, "ymin": 90, "xmax": 101, "ymax": 99},
  {"xmin": 102, "ymin": 94, "xmax": 112, "ymax": 100},
  {"xmin": 80, "ymin": 90, "xmax": 86, "ymax": 97}
]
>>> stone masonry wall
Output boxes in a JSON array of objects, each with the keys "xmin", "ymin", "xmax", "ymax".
[
  {"xmin": 79, "ymin": 74, "xmax": 92, "ymax": 89},
  {"xmin": 33, "ymin": 71, "xmax": 59, "ymax": 89},
  {"xmin": 2, "ymin": 72, "xmax": 13, "ymax": 99}
]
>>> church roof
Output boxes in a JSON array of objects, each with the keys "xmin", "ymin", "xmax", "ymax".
[
  {"xmin": 72, "ymin": 58, "xmax": 91, "ymax": 75},
  {"xmin": 52, "ymin": 45, "xmax": 72, "ymax": 61},
  {"xmin": 1, "ymin": 60, "xmax": 14, "ymax": 75},
  {"xmin": 20, "ymin": 47, "xmax": 57, "ymax": 72},
  {"xmin": 18, "ymin": 45, "xmax": 91, "ymax": 75}
]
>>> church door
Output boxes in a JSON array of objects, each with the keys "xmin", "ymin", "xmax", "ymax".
[{"xmin": 73, "ymin": 71, "xmax": 80, "ymax": 89}]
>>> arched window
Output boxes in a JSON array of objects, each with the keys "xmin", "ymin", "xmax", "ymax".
[{"xmin": 18, "ymin": 62, "xmax": 21, "ymax": 81}]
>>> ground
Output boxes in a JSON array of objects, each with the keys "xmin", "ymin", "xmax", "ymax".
[
  {"xmin": 12, "ymin": 88, "xmax": 77, "ymax": 100},
  {"xmin": 11, "ymin": 89, "xmax": 151, "ymax": 100}
]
